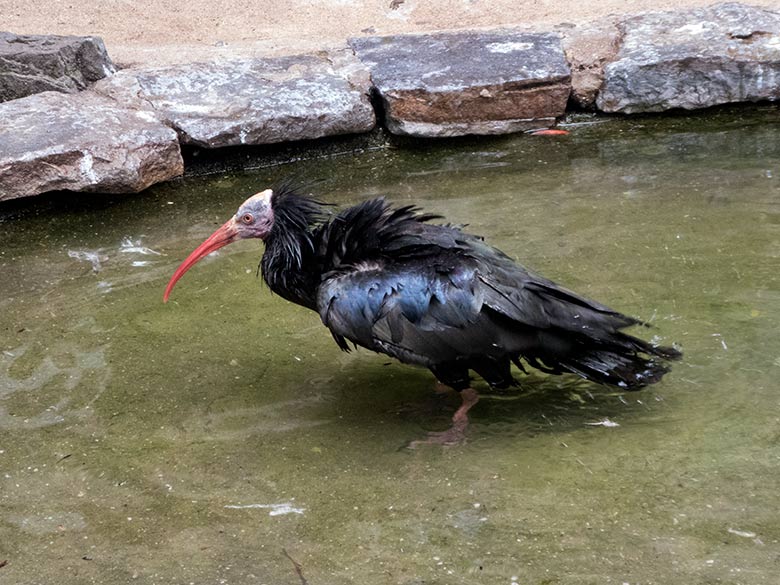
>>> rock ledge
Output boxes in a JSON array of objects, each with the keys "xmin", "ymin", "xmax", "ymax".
[{"xmin": 350, "ymin": 30, "xmax": 571, "ymax": 137}]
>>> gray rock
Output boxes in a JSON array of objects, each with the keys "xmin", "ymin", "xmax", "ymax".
[
  {"xmin": 92, "ymin": 51, "xmax": 376, "ymax": 148},
  {"xmin": 598, "ymin": 2, "xmax": 780, "ymax": 113},
  {"xmin": 349, "ymin": 30, "xmax": 571, "ymax": 137},
  {"xmin": 559, "ymin": 18, "xmax": 621, "ymax": 110},
  {"xmin": 0, "ymin": 91, "xmax": 183, "ymax": 201},
  {"xmin": 0, "ymin": 32, "xmax": 115, "ymax": 102}
]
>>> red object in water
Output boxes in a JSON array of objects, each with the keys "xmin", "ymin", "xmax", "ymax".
[{"xmin": 529, "ymin": 128, "xmax": 570, "ymax": 136}]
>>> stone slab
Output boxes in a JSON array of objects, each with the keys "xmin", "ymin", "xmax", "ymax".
[
  {"xmin": 0, "ymin": 91, "xmax": 183, "ymax": 201},
  {"xmin": 349, "ymin": 30, "xmax": 571, "ymax": 137},
  {"xmin": 92, "ymin": 51, "xmax": 376, "ymax": 148},
  {"xmin": 598, "ymin": 2, "xmax": 780, "ymax": 113},
  {"xmin": 0, "ymin": 32, "xmax": 115, "ymax": 102}
]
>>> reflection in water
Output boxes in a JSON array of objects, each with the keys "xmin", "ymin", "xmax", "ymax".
[
  {"xmin": 0, "ymin": 340, "xmax": 109, "ymax": 429},
  {"xmin": 1, "ymin": 108, "xmax": 779, "ymax": 584},
  {"xmin": 223, "ymin": 502, "xmax": 306, "ymax": 515},
  {"xmin": 119, "ymin": 236, "xmax": 163, "ymax": 256},
  {"xmin": 67, "ymin": 250, "xmax": 106, "ymax": 272}
]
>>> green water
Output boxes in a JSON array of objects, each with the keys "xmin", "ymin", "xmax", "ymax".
[{"xmin": 1, "ymin": 109, "xmax": 779, "ymax": 584}]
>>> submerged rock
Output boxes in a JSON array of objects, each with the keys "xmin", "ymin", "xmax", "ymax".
[
  {"xmin": 92, "ymin": 51, "xmax": 376, "ymax": 148},
  {"xmin": 0, "ymin": 32, "xmax": 115, "ymax": 102},
  {"xmin": 0, "ymin": 91, "xmax": 183, "ymax": 201},
  {"xmin": 350, "ymin": 30, "xmax": 571, "ymax": 137},
  {"xmin": 598, "ymin": 2, "xmax": 780, "ymax": 113}
]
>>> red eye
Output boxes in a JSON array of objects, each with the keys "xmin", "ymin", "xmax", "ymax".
[{"xmin": 241, "ymin": 213, "xmax": 254, "ymax": 224}]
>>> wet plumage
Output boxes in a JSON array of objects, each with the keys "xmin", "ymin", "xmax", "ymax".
[{"xmin": 164, "ymin": 185, "xmax": 680, "ymax": 443}]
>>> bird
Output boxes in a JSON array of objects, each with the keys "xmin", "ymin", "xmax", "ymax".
[{"xmin": 164, "ymin": 183, "xmax": 681, "ymax": 445}]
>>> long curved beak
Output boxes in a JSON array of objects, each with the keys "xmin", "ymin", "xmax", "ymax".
[{"xmin": 163, "ymin": 219, "xmax": 239, "ymax": 302}]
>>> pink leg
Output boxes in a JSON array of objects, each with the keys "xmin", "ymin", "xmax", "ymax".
[
  {"xmin": 407, "ymin": 388, "xmax": 480, "ymax": 448},
  {"xmin": 433, "ymin": 381, "xmax": 453, "ymax": 395}
]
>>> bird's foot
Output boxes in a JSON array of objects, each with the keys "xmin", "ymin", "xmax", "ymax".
[
  {"xmin": 406, "ymin": 388, "xmax": 479, "ymax": 449},
  {"xmin": 407, "ymin": 422, "xmax": 468, "ymax": 448}
]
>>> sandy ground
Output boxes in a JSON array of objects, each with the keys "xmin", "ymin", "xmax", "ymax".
[{"xmin": 3, "ymin": 0, "xmax": 780, "ymax": 66}]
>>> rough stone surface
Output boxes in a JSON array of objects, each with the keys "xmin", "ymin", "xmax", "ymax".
[
  {"xmin": 350, "ymin": 30, "xmax": 571, "ymax": 137},
  {"xmin": 598, "ymin": 2, "xmax": 780, "ymax": 113},
  {"xmin": 0, "ymin": 32, "xmax": 116, "ymax": 102},
  {"xmin": 92, "ymin": 51, "xmax": 376, "ymax": 148},
  {"xmin": 0, "ymin": 91, "xmax": 183, "ymax": 201},
  {"xmin": 559, "ymin": 18, "xmax": 621, "ymax": 109}
]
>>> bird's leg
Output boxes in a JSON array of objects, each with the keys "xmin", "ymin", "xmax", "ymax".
[
  {"xmin": 407, "ymin": 387, "xmax": 480, "ymax": 448},
  {"xmin": 452, "ymin": 387, "xmax": 480, "ymax": 427},
  {"xmin": 433, "ymin": 381, "xmax": 453, "ymax": 395}
]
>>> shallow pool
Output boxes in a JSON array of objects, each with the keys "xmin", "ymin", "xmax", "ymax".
[{"xmin": 1, "ymin": 107, "xmax": 778, "ymax": 584}]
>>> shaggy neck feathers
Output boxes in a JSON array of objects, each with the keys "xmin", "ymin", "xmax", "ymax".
[{"xmin": 260, "ymin": 186, "xmax": 326, "ymax": 308}]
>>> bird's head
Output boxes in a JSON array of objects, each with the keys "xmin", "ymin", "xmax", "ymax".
[{"xmin": 163, "ymin": 189, "xmax": 275, "ymax": 302}]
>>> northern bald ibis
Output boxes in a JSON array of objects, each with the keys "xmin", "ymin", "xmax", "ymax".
[{"xmin": 164, "ymin": 185, "xmax": 680, "ymax": 445}]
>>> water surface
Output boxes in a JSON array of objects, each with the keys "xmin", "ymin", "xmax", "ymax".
[{"xmin": 1, "ymin": 109, "xmax": 779, "ymax": 584}]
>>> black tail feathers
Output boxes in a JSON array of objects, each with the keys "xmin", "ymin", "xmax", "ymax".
[{"xmin": 529, "ymin": 334, "xmax": 681, "ymax": 391}]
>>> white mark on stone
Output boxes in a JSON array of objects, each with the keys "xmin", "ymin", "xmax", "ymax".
[
  {"xmin": 79, "ymin": 152, "xmax": 98, "ymax": 183},
  {"xmin": 135, "ymin": 110, "xmax": 160, "ymax": 124},
  {"xmin": 166, "ymin": 103, "xmax": 219, "ymax": 115},
  {"xmin": 421, "ymin": 66, "xmax": 452, "ymax": 79},
  {"xmin": 486, "ymin": 41, "xmax": 533, "ymax": 53},
  {"xmin": 764, "ymin": 37, "xmax": 780, "ymax": 48},
  {"xmin": 673, "ymin": 23, "xmax": 708, "ymax": 35}
]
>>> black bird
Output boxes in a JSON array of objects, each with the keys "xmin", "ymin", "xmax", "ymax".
[{"xmin": 164, "ymin": 185, "xmax": 680, "ymax": 444}]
